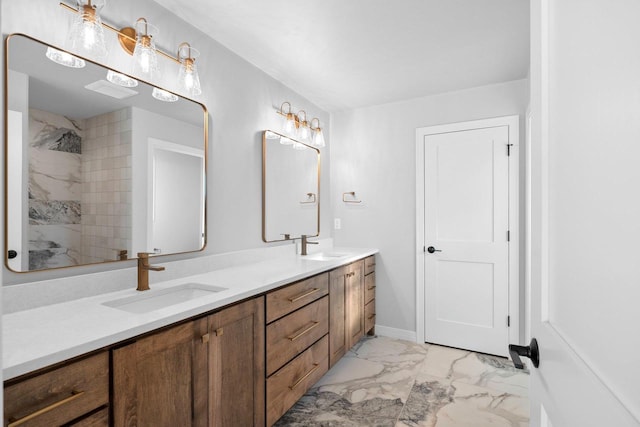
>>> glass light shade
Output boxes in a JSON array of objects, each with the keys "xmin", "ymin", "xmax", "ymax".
[
  {"xmin": 45, "ymin": 47, "xmax": 86, "ymax": 68},
  {"xmin": 293, "ymin": 142, "xmax": 307, "ymax": 150},
  {"xmin": 312, "ymin": 128, "xmax": 326, "ymax": 147},
  {"xmin": 68, "ymin": 0, "xmax": 108, "ymax": 61},
  {"xmin": 279, "ymin": 136, "xmax": 294, "ymax": 145},
  {"xmin": 152, "ymin": 87, "xmax": 178, "ymax": 102},
  {"xmin": 132, "ymin": 19, "xmax": 160, "ymax": 81},
  {"xmin": 106, "ymin": 70, "xmax": 138, "ymax": 87},
  {"xmin": 282, "ymin": 112, "xmax": 297, "ymax": 137},
  {"xmin": 177, "ymin": 44, "xmax": 202, "ymax": 97},
  {"xmin": 297, "ymin": 123, "xmax": 311, "ymax": 144}
]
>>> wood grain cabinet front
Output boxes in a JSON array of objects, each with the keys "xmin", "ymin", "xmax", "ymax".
[
  {"xmin": 4, "ymin": 352, "xmax": 109, "ymax": 427},
  {"xmin": 266, "ymin": 273, "xmax": 329, "ymax": 323}
]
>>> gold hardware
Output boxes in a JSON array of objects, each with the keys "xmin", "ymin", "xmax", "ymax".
[
  {"xmin": 8, "ymin": 390, "xmax": 85, "ymax": 427},
  {"xmin": 343, "ymin": 191, "xmax": 362, "ymax": 203},
  {"xmin": 288, "ymin": 321, "xmax": 319, "ymax": 341},
  {"xmin": 288, "ymin": 288, "xmax": 320, "ymax": 303},
  {"xmin": 201, "ymin": 334, "xmax": 209, "ymax": 343},
  {"xmin": 118, "ymin": 249, "xmax": 128, "ymax": 260},
  {"xmin": 300, "ymin": 234, "xmax": 319, "ymax": 256},
  {"xmin": 368, "ymin": 314, "xmax": 376, "ymax": 320},
  {"xmin": 367, "ymin": 285, "xmax": 376, "ymax": 291},
  {"xmin": 137, "ymin": 252, "xmax": 165, "ymax": 291},
  {"xmin": 214, "ymin": 328, "xmax": 224, "ymax": 336},
  {"xmin": 300, "ymin": 192, "xmax": 317, "ymax": 204},
  {"xmin": 289, "ymin": 363, "xmax": 320, "ymax": 390},
  {"xmin": 59, "ymin": 2, "xmax": 185, "ymax": 64}
]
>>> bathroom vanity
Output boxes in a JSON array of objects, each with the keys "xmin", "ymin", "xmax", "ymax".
[{"xmin": 3, "ymin": 250, "xmax": 376, "ymax": 426}]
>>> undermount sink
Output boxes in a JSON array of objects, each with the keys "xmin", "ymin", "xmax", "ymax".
[
  {"xmin": 103, "ymin": 283, "xmax": 227, "ymax": 314},
  {"xmin": 303, "ymin": 252, "xmax": 348, "ymax": 261}
]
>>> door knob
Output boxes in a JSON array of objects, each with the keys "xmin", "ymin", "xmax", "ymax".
[
  {"xmin": 509, "ymin": 338, "xmax": 540, "ymax": 369},
  {"xmin": 426, "ymin": 246, "xmax": 442, "ymax": 254}
]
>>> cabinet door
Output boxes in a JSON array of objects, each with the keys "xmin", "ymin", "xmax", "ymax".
[
  {"xmin": 329, "ymin": 265, "xmax": 348, "ymax": 367},
  {"xmin": 112, "ymin": 319, "xmax": 208, "ymax": 427},
  {"xmin": 209, "ymin": 297, "xmax": 265, "ymax": 426},
  {"xmin": 346, "ymin": 260, "xmax": 365, "ymax": 349}
]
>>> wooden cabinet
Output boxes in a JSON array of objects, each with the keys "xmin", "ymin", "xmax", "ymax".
[
  {"xmin": 4, "ymin": 352, "xmax": 109, "ymax": 427},
  {"xmin": 113, "ymin": 319, "xmax": 209, "ymax": 427},
  {"xmin": 265, "ymin": 275, "xmax": 330, "ymax": 426},
  {"xmin": 113, "ymin": 296, "xmax": 265, "ymax": 427},
  {"xmin": 329, "ymin": 260, "xmax": 367, "ymax": 367},
  {"xmin": 208, "ymin": 297, "xmax": 265, "ymax": 426}
]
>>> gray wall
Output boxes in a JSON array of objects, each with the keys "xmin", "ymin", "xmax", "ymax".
[
  {"xmin": 330, "ymin": 79, "xmax": 529, "ymax": 335},
  {"xmin": 1, "ymin": 0, "xmax": 331, "ymax": 285}
]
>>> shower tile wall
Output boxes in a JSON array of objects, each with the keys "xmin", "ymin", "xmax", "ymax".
[
  {"xmin": 28, "ymin": 109, "xmax": 82, "ymax": 270},
  {"xmin": 80, "ymin": 108, "xmax": 132, "ymax": 264}
]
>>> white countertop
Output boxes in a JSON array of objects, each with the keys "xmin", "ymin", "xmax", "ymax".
[{"xmin": 3, "ymin": 247, "xmax": 377, "ymax": 381}]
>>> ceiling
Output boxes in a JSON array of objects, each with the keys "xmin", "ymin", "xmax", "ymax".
[{"xmin": 153, "ymin": 0, "xmax": 530, "ymax": 112}]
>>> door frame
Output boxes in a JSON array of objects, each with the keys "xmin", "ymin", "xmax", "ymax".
[{"xmin": 415, "ymin": 115, "xmax": 521, "ymax": 349}]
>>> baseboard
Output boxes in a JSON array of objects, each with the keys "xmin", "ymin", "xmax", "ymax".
[{"xmin": 374, "ymin": 325, "xmax": 417, "ymax": 342}]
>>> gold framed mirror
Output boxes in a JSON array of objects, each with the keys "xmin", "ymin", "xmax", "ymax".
[
  {"xmin": 4, "ymin": 33, "xmax": 208, "ymax": 272},
  {"xmin": 262, "ymin": 130, "xmax": 320, "ymax": 242}
]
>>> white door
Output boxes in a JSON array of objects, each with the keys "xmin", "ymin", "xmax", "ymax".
[
  {"xmin": 148, "ymin": 140, "xmax": 205, "ymax": 254},
  {"xmin": 527, "ymin": 1, "xmax": 640, "ymax": 425},
  {"xmin": 420, "ymin": 120, "xmax": 515, "ymax": 357}
]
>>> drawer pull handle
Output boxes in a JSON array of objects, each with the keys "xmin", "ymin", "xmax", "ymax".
[
  {"xmin": 288, "ymin": 288, "xmax": 320, "ymax": 303},
  {"xmin": 8, "ymin": 390, "xmax": 85, "ymax": 427},
  {"xmin": 289, "ymin": 363, "xmax": 320, "ymax": 390},
  {"xmin": 367, "ymin": 285, "xmax": 376, "ymax": 291},
  {"xmin": 288, "ymin": 321, "xmax": 320, "ymax": 341},
  {"xmin": 368, "ymin": 314, "xmax": 376, "ymax": 320}
]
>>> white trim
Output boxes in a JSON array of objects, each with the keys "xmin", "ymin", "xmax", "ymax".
[
  {"xmin": 415, "ymin": 115, "xmax": 521, "ymax": 349},
  {"xmin": 374, "ymin": 325, "xmax": 417, "ymax": 342}
]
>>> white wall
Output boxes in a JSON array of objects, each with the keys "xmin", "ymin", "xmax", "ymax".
[
  {"xmin": 1, "ymin": 0, "xmax": 330, "ymax": 285},
  {"xmin": 330, "ymin": 79, "xmax": 528, "ymax": 336}
]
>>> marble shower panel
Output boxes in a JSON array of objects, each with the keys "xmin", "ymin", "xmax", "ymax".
[{"xmin": 28, "ymin": 109, "xmax": 83, "ymax": 270}]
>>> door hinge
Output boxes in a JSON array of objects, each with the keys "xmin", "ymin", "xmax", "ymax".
[
  {"xmin": 507, "ymin": 316, "xmax": 511, "ymax": 327},
  {"xmin": 507, "ymin": 230, "xmax": 510, "ymax": 241},
  {"xmin": 507, "ymin": 143, "xmax": 513, "ymax": 156}
]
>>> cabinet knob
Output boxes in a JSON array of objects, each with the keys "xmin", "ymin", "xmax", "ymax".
[
  {"xmin": 201, "ymin": 334, "xmax": 210, "ymax": 344},
  {"xmin": 214, "ymin": 328, "xmax": 224, "ymax": 337}
]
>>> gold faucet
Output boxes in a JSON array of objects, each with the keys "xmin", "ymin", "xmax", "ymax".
[
  {"xmin": 137, "ymin": 252, "xmax": 165, "ymax": 291},
  {"xmin": 300, "ymin": 235, "xmax": 319, "ymax": 256}
]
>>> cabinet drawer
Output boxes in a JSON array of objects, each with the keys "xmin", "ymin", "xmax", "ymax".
[
  {"xmin": 267, "ymin": 273, "xmax": 329, "ymax": 323},
  {"xmin": 5, "ymin": 352, "xmax": 109, "ymax": 427},
  {"xmin": 364, "ymin": 272, "xmax": 376, "ymax": 305},
  {"xmin": 365, "ymin": 299, "xmax": 376, "ymax": 333},
  {"xmin": 266, "ymin": 335, "xmax": 328, "ymax": 427},
  {"xmin": 266, "ymin": 296, "xmax": 329, "ymax": 376},
  {"xmin": 364, "ymin": 255, "xmax": 376, "ymax": 275}
]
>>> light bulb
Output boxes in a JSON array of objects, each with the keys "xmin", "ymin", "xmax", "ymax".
[
  {"xmin": 106, "ymin": 70, "xmax": 138, "ymax": 87},
  {"xmin": 177, "ymin": 44, "xmax": 202, "ymax": 97},
  {"xmin": 312, "ymin": 128, "xmax": 326, "ymax": 147},
  {"xmin": 296, "ymin": 110, "xmax": 311, "ymax": 143},
  {"xmin": 152, "ymin": 87, "xmax": 178, "ymax": 102}
]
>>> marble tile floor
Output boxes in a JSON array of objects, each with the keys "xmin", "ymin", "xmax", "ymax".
[{"xmin": 275, "ymin": 336, "xmax": 529, "ymax": 427}]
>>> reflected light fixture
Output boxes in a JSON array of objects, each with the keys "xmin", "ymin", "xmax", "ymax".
[
  {"xmin": 152, "ymin": 87, "xmax": 178, "ymax": 102},
  {"xmin": 177, "ymin": 42, "xmax": 202, "ymax": 97},
  {"xmin": 277, "ymin": 102, "xmax": 325, "ymax": 148},
  {"xmin": 45, "ymin": 46, "xmax": 86, "ymax": 68},
  {"xmin": 68, "ymin": 0, "xmax": 108, "ymax": 61},
  {"xmin": 310, "ymin": 118, "xmax": 326, "ymax": 147},
  {"xmin": 132, "ymin": 18, "xmax": 160, "ymax": 81},
  {"xmin": 106, "ymin": 70, "xmax": 138, "ymax": 87}
]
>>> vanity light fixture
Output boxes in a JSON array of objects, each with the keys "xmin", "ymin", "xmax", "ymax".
[
  {"xmin": 45, "ymin": 46, "xmax": 86, "ymax": 68},
  {"xmin": 58, "ymin": 2, "xmax": 205, "ymax": 98},
  {"xmin": 67, "ymin": 0, "xmax": 108, "ymax": 61},
  {"xmin": 277, "ymin": 102, "xmax": 325, "ymax": 148},
  {"xmin": 177, "ymin": 43, "xmax": 202, "ymax": 97}
]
